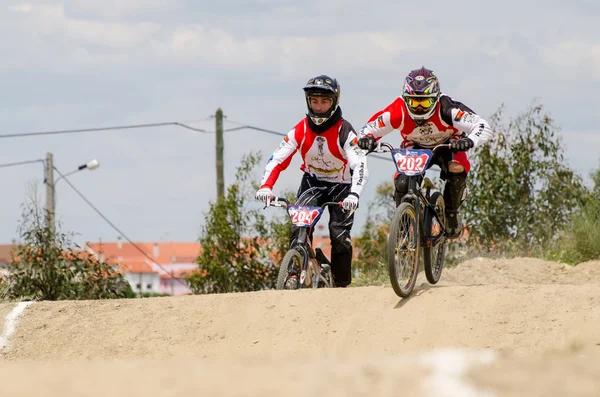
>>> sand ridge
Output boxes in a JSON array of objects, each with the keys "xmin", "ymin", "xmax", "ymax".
[{"xmin": 1, "ymin": 257, "xmax": 599, "ymax": 396}]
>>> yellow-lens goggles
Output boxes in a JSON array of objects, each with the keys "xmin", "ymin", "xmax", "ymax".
[{"xmin": 406, "ymin": 97, "xmax": 435, "ymax": 109}]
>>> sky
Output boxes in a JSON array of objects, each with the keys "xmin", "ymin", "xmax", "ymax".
[{"xmin": 0, "ymin": 0, "xmax": 598, "ymax": 246}]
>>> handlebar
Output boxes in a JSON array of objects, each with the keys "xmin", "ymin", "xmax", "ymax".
[
  {"xmin": 374, "ymin": 142, "xmax": 451, "ymax": 153},
  {"xmin": 266, "ymin": 196, "xmax": 290, "ymax": 207},
  {"xmin": 265, "ymin": 196, "xmax": 342, "ymax": 209},
  {"xmin": 320, "ymin": 202, "xmax": 344, "ymax": 208}
]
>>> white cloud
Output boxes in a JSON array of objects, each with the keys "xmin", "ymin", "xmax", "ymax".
[
  {"xmin": 163, "ymin": 29, "xmax": 434, "ymax": 77},
  {"xmin": 9, "ymin": 3, "xmax": 32, "ymax": 13},
  {"xmin": 33, "ymin": 4, "xmax": 161, "ymax": 48},
  {"xmin": 0, "ymin": 4, "xmax": 164, "ymax": 71},
  {"xmin": 540, "ymin": 41, "xmax": 600, "ymax": 79},
  {"xmin": 65, "ymin": 0, "xmax": 182, "ymax": 18},
  {"xmin": 3, "ymin": 1, "xmax": 593, "ymax": 88}
]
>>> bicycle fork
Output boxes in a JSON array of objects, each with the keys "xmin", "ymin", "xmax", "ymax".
[
  {"xmin": 403, "ymin": 177, "xmax": 423, "ymax": 255},
  {"xmin": 293, "ymin": 228, "xmax": 332, "ymax": 288}
]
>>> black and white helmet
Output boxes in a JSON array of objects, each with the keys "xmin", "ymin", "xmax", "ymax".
[{"xmin": 303, "ymin": 75, "xmax": 340, "ymax": 125}]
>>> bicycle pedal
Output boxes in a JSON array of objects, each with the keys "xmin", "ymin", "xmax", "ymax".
[
  {"xmin": 315, "ymin": 247, "xmax": 332, "ymax": 266},
  {"xmin": 422, "ymin": 177, "xmax": 437, "ymax": 190},
  {"xmin": 320, "ymin": 263, "xmax": 331, "ymax": 272}
]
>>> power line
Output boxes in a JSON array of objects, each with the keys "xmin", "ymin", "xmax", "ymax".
[
  {"xmin": 0, "ymin": 116, "xmax": 384, "ymax": 164},
  {"xmin": 0, "ymin": 116, "xmax": 410, "ymax": 165},
  {"xmin": 0, "ymin": 121, "xmax": 212, "ymax": 139},
  {"xmin": 224, "ymin": 124, "xmax": 291, "ymax": 137},
  {"xmin": 52, "ymin": 166, "xmax": 189, "ymax": 288},
  {"xmin": 223, "ymin": 121, "xmax": 396, "ymax": 163},
  {"xmin": 0, "ymin": 159, "xmax": 45, "ymax": 169}
]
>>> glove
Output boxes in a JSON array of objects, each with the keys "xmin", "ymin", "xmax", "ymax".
[
  {"xmin": 342, "ymin": 193, "xmax": 359, "ymax": 211},
  {"xmin": 450, "ymin": 137, "xmax": 474, "ymax": 152},
  {"xmin": 255, "ymin": 187, "xmax": 272, "ymax": 203},
  {"xmin": 358, "ymin": 135, "xmax": 377, "ymax": 152}
]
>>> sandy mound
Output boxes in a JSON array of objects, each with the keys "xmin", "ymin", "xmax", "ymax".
[
  {"xmin": 2, "ymin": 257, "xmax": 600, "ymax": 396},
  {"xmin": 469, "ymin": 347, "xmax": 600, "ymax": 396},
  {"xmin": 1, "ymin": 348, "xmax": 600, "ymax": 396},
  {"xmin": 562, "ymin": 260, "xmax": 600, "ymax": 284},
  {"xmin": 440, "ymin": 257, "xmax": 600, "ymax": 286},
  {"xmin": 0, "ymin": 303, "xmax": 12, "ymax": 326},
  {"xmin": 3, "ymin": 282, "xmax": 600, "ymax": 361}
]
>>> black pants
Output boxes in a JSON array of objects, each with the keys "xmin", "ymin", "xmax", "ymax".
[{"xmin": 290, "ymin": 173, "xmax": 354, "ymax": 287}]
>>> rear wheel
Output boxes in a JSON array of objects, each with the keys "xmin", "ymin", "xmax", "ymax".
[
  {"xmin": 276, "ymin": 249, "xmax": 303, "ymax": 290},
  {"xmin": 423, "ymin": 191, "xmax": 446, "ymax": 284},
  {"xmin": 387, "ymin": 202, "xmax": 419, "ymax": 298}
]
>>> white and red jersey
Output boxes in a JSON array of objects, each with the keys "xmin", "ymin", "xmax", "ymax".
[
  {"xmin": 359, "ymin": 94, "xmax": 494, "ymax": 149},
  {"xmin": 260, "ymin": 117, "xmax": 368, "ymax": 196}
]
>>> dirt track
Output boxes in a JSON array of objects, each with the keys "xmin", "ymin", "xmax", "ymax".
[{"xmin": 1, "ymin": 257, "xmax": 600, "ymax": 396}]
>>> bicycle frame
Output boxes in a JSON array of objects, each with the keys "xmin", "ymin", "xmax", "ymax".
[
  {"xmin": 265, "ymin": 196, "xmax": 341, "ymax": 287},
  {"xmin": 375, "ymin": 142, "xmax": 450, "ymax": 247}
]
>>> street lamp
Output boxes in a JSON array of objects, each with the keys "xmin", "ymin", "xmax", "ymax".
[
  {"xmin": 46, "ymin": 153, "xmax": 100, "ymax": 233},
  {"xmin": 0, "ymin": 153, "xmax": 100, "ymax": 239},
  {"xmin": 53, "ymin": 159, "xmax": 100, "ymax": 186}
]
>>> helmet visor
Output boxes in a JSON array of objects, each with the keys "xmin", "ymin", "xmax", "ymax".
[{"xmin": 405, "ymin": 96, "xmax": 436, "ymax": 115}]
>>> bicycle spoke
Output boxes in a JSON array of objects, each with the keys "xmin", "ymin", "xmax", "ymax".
[{"xmin": 393, "ymin": 210, "xmax": 417, "ymax": 288}]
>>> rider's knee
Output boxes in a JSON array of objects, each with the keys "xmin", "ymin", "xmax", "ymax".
[
  {"xmin": 448, "ymin": 161, "xmax": 464, "ymax": 174},
  {"xmin": 330, "ymin": 231, "xmax": 352, "ymax": 252},
  {"xmin": 394, "ymin": 175, "xmax": 409, "ymax": 194}
]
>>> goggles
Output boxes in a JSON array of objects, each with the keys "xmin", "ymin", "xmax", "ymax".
[{"xmin": 405, "ymin": 96, "xmax": 436, "ymax": 112}]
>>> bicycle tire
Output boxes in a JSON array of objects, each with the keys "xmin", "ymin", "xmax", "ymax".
[
  {"xmin": 387, "ymin": 202, "xmax": 419, "ymax": 298},
  {"xmin": 276, "ymin": 249, "xmax": 303, "ymax": 290},
  {"xmin": 423, "ymin": 191, "xmax": 446, "ymax": 284}
]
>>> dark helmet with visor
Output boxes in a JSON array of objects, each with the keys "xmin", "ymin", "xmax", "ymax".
[{"xmin": 303, "ymin": 75, "xmax": 340, "ymax": 125}]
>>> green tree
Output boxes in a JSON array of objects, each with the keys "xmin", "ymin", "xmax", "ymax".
[
  {"xmin": 259, "ymin": 189, "xmax": 295, "ymax": 267},
  {"xmin": 186, "ymin": 152, "xmax": 292, "ymax": 294},
  {"xmin": 592, "ymin": 167, "xmax": 600, "ymax": 196},
  {"xmin": 350, "ymin": 102, "xmax": 591, "ymax": 278},
  {"xmin": 0, "ymin": 187, "xmax": 133, "ymax": 301},
  {"xmin": 546, "ymin": 164, "xmax": 600, "ymax": 264},
  {"xmin": 463, "ymin": 103, "xmax": 586, "ymax": 254},
  {"xmin": 353, "ymin": 182, "xmax": 394, "ymax": 284}
]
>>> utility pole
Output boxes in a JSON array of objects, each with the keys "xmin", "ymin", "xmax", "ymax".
[
  {"xmin": 215, "ymin": 108, "xmax": 225, "ymax": 199},
  {"xmin": 45, "ymin": 152, "xmax": 56, "ymax": 236}
]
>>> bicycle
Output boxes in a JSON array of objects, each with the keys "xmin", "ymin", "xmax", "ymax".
[
  {"xmin": 371, "ymin": 142, "xmax": 450, "ymax": 298},
  {"xmin": 263, "ymin": 196, "xmax": 342, "ymax": 290}
]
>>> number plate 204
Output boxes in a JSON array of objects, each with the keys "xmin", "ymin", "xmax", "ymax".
[{"xmin": 287, "ymin": 206, "xmax": 323, "ymax": 227}]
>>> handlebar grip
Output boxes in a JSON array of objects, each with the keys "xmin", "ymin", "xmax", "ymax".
[{"xmin": 268, "ymin": 196, "xmax": 290, "ymax": 206}]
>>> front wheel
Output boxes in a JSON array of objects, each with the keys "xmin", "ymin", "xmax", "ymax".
[
  {"xmin": 423, "ymin": 191, "xmax": 446, "ymax": 284},
  {"xmin": 276, "ymin": 249, "xmax": 303, "ymax": 290},
  {"xmin": 387, "ymin": 202, "xmax": 419, "ymax": 298}
]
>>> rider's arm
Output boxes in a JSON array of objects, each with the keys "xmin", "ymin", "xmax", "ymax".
[
  {"xmin": 259, "ymin": 121, "xmax": 302, "ymax": 189},
  {"xmin": 341, "ymin": 123, "xmax": 369, "ymax": 197},
  {"xmin": 439, "ymin": 95, "xmax": 494, "ymax": 147},
  {"xmin": 358, "ymin": 98, "xmax": 405, "ymax": 141}
]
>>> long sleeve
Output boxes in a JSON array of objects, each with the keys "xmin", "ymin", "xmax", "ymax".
[
  {"xmin": 259, "ymin": 124, "xmax": 302, "ymax": 189},
  {"xmin": 341, "ymin": 128, "xmax": 369, "ymax": 196}
]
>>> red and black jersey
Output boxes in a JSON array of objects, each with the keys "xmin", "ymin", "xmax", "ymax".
[{"xmin": 359, "ymin": 94, "xmax": 494, "ymax": 149}]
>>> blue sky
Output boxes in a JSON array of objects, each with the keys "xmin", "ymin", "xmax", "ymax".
[{"xmin": 0, "ymin": 0, "xmax": 598, "ymax": 246}]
